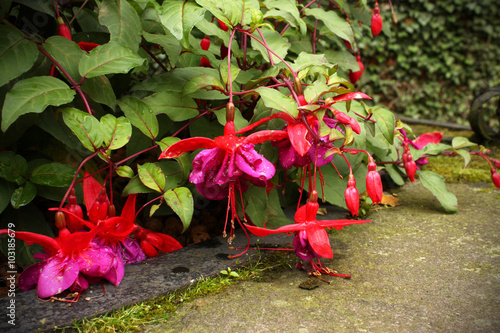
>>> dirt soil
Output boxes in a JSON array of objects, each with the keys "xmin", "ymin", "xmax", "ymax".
[{"xmin": 145, "ymin": 181, "xmax": 500, "ymax": 333}]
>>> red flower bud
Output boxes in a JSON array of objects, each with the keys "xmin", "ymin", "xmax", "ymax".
[
  {"xmin": 344, "ymin": 40, "xmax": 353, "ymax": 50},
  {"xmin": 64, "ymin": 189, "xmax": 84, "ymax": 232},
  {"xmin": 88, "ymin": 190, "xmax": 109, "ymax": 222},
  {"xmin": 333, "ymin": 110, "xmax": 360, "ymax": 134},
  {"xmin": 491, "ymin": 168, "xmax": 500, "ymax": 189},
  {"xmin": 200, "ymin": 56, "xmax": 211, "ymax": 67},
  {"xmin": 345, "ymin": 174, "xmax": 359, "ymax": 216},
  {"xmin": 491, "ymin": 158, "xmax": 500, "ymax": 170},
  {"xmin": 403, "ymin": 152, "xmax": 417, "ymax": 182},
  {"xmin": 366, "ymin": 161, "xmax": 383, "ymax": 204},
  {"xmin": 349, "ymin": 55, "xmax": 364, "ymax": 84},
  {"xmin": 218, "ymin": 19, "xmax": 229, "ymax": 31},
  {"xmin": 297, "ymin": 95, "xmax": 307, "ymax": 106},
  {"xmin": 371, "ymin": 6, "xmax": 383, "ymax": 38},
  {"xmin": 200, "ymin": 37, "xmax": 210, "ymax": 51},
  {"xmin": 57, "ymin": 17, "xmax": 71, "ymax": 40},
  {"xmin": 77, "ymin": 41, "xmax": 100, "ymax": 53}
]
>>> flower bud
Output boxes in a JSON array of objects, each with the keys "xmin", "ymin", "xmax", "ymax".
[
  {"xmin": 371, "ymin": 5, "xmax": 383, "ymax": 38},
  {"xmin": 297, "ymin": 95, "xmax": 307, "ymax": 106},
  {"xmin": 345, "ymin": 174, "xmax": 359, "ymax": 216},
  {"xmin": 349, "ymin": 55, "xmax": 364, "ymax": 84},
  {"xmin": 89, "ymin": 190, "xmax": 109, "ymax": 222},
  {"xmin": 200, "ymin": 37, "xmax": 210, "ymax": 51},
  {"xmin": 404, "ymin": 153, "xmax": 417, "ymax": 182},
  {"xmin": 64, "ymin": 189, "xmax": 84, "ymax": 232},
  {"xmin": 366, "ymin": 161, "xmax": 383, "ymax": 204},
  {"xmin": 218, "ymin": 19, "xmax": 229, "ymax": 31},
  {"xmin": 55, "ymin": 211, "xmax": 66, "ymax": 229},
  {"xmin": 57, "ymin": 17, "xmax": 71, "ymax": 40},
  {"xmin": 491, "ymin": 168, "xmax": 500, "ymax": 189}
]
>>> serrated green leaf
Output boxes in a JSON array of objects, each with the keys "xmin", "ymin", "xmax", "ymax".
[
  {"xmin": 418, "ymin": 170, "xmax": 457, "ymax": 213},
  {"xmin": 255, "ymin": 87, "xmax": 298, "ymax": 117},
  {"xmin": 79, "ymin": 42, "xmax": 145, "ymax": 79},
  {"xmin": 164, "ymin": 187, "xmax": 193, "ymax": 232},
  {"xmin": 99, "ymin": 0, "xmax": 142, "ymax": 52},
  {"xmin": 143, "ymin": 91, "xmax": 198, "ymax": 121},
  {"xmin": 81, "ymin": 75, "xmax": 117, "ymax": 110},
  {"xmin": 62, "ymin": 107, "xmax": 103, "ymax": 151},
  {"xmin": 1, "ymin": 76, "xmax": 76, "ymax": 132},
  {"xmin": 0, "ymin": 151, "xmax": 28, "ymax": 185},
  {"xmin": 142, "ymin": 31, "xmax": 182, "ymax": 67},
  {"xmin": 373, "ymin": 107, "xmax": 395, "ymax": 144},
  {"xmin": 118, "ymin": 96, "xmax": 158, "ymax": 139},
  {"xmin": 43, "ymin": 36, "xmax": 85, "ymax": 82},
  {"xmin": 100, "ymin": 114, "xmax": 132, "ymax": 150},
  {"xmin": 30, "ymin": 163, "xmax": 76, "ymax": 187},
  {"xmin": 159, "ymin": 0, "xmax": 206, "ymax": 48},
  {"xmin": 304, "ymin": 7, "xmax": 354, "ymax": 44},
  {"xmin": 138, "ymin": 163, "xmax": 166, "ymax": 192},
  {"xmin": 11, "ymin": 182, "xmax": 36, "ymax": 208},
  {"xmin": 0, "ymin": 25, "xmax": 38, "ymax": 87},
  {"xmin": 452, "ymin": 136, "xmax": 477, "ymax": 150},
  {"xmin": 116, "ymin": 165, "xmax": 134, "ymax": 178},
  {"xmin": 251, "ymin": 27, "xmax": 289, "ymax": 64},
  {"xmin": 182, "ymin": 74, "xmax": 225, "ymax": 97}
]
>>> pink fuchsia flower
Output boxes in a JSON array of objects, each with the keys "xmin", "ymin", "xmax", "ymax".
[
  {"xmin": 133, "ymin": 226, "xmax": 183, "ymax": 258},
  {"xmin": 345, "ymin": 174, "xmax": 359, "ymax": 216},
  {"xmin": 245, "ymin": 190, "xmax": 370, "ymax": 276},
  {"xmin": 0, "ymin": 223, "xmax": 123, "ymax": 298},
  {"xmin": 400, "ymin": 130, "xmax": 443, "ymax": 165},
  {"xmin": 366, "ymin": 159, "xmax": 383, "ymax": 204}
]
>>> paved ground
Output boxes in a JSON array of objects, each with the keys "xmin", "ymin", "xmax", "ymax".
[{"xmin": 145, "ymin": 181, "xmax": 500, "ymax": 333}]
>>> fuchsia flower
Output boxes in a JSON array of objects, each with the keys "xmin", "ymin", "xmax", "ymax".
[
  {"xmin": 366, "ymin": 159, "xmax": 383, "ymax": 204},
  {"xmin": 345, "ymin": 174, "xmax": 359, "ymax": 216},
  {"xmin": 401, "ymin": 130, "xmax": 443, "ymax": 165},
  {"xmin": 245, "ymin": 190, "xmax": 370, "ymax": 276},
  {"xmin": 491, "ymin": 168, "xmax": 500, "ymax": 189}
]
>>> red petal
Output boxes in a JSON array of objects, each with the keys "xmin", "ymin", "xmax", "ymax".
[
  {"xmin": 288, "ymin": 123, "xmax": 311, "ymax": 156},
  {"xmin": 328, "ymin": 92, "xmax": 371, "ymax": 106},
  {"xmin": 306, "ymin": 226, "xmax": 333, "ymax": 259},
  {"xmin": 236, "ymin": 112, "xmax": 296, "ymax": 135},
  {"xmin": 83, "ymin": 172, "xmax": 105, "ymax": 211},
  {"xmin": 61, "ymin": 223, "xmax": 104, "ymax": 254},
  {"xmin": 413, "ymin": 132, "xmax": 443, "ymax": 148},
  {"xmin": 159, "ymin": 137, "xmax": 216, "ymax": 159},
  {"xmin": 0, "ymin": 230, "xmax": 60, "ymax": 254},
  {"xmin": 316, "ymin": 219, "xmax": 371, "ymax": 231},
  {"xmin": 245, "ymin": 223, "xmax": 304, "ymax": 237},
  {"xmin": 244, "ymin": 130, "xmax": 289, "ymax": 145},
  {"xmin": 120, "ymin": 194, "xmax": 137, "ymax": 223}
]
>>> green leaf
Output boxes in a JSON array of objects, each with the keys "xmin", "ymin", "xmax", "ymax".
[
  {"xmin": 1, "ymin": 76, "xmax": 76, "ymax": 132},
  {"xmin": 455, "ymin": 149, "xmax": 471, "ymax": 169},
  {"xmin": 219, "ymin": 61, "xmax": 241, "ymax": 85},
  {"xmin": 99, "ymin": 0, "xmax": 142, "ymax": 52},
  {"xmin": 452, "ymin": 136, "xmax": 477, "ymax": 150},
  {"xmin": 164, "ymin": 187, "xmax": 193, "ymax": 232},
  {"xmin": 143, "ymin": 92, "xmax": 199, "ymax": 122},
  {"xmin": 251, "ymin": 27, "xmax": 289, "ymax": 64},
  {"xmin": 118, "ymin": 96, "xmax": 159, "ymax": 139},
  {"xmin": 123, "ymin": 175, "xmax": 154, "ymax": 195},
  {"xmin": 142, "ymin": 31, "xmax": 182, "ymax": 67},
  {"xmin": 292, "ymin": 52, "xmax": 334, "ymax": 73},
  {"xmin": 214, "ymin": 107, "xmax": 249, "ymax": 131},
  {"xmin": 0, "ymin": 179, "xmax": 15, "ymax": 214},
  {"xmin": 30, "ymin": 163, "xmax": 77, "ymax": 187},
  {"xmin": 78, "ymin": 42, "xmax": 145, "ymax": 79},
  {"xmin": 304, "ymin": 80, "xmax": 330, "ymax": 104},
  {"xmin": 243, "ymin": 187, "xmax": 290, "ymax": 228},
  {"xmin": 81, "ymin": 75, "xmax": 117, "ymax": 110},
  {"xmin": 116, "ymin": 165, "xmax": 134, "ymax": 178},
  {"xmin": 62, "ymin": 107, "xmax": 103, "ymax": 151},
  {"xmin": 255, "ymin": 87, "xmax": 298, "ymax": 117},
  {"xmin": 0, "ymin": 25, "xmax": 38, "ymax": 87},
  {"xmin": 182, "ymin": 74, "xmax": 225, "ymax": 97},
  {"xmin": 11, "ymin": 182, "xmax": 36, "ymax": 209},
  {"xmin": 159, "ymin": 0, "xmax": 206, "ymax": 48},
  {"xmin": 43, "ymin": 36, "xmax": 85, "ymax": 82},
  {"xmin": 264, "ymin": 0, "xmax": 306, "ymax": 35},
  {"xmin": 418, "ymin": 170, "xmax": 458, "ymax": 213},
  {"xmin": 373, "ymin": 107, "xmax": 395, "ymax": 144},
  {"xmin": 100, "ymin": 114, "xmax": 132, "ymax": 150},
  {"xmin": 323, "ymin": 50, "xmax": 359, "ymax": 71},
  {"xmin": 304, "ymin": 7, "xmax": 354, "ymax": 44},
  {"xmin": 138, "ymin": 163, "xmax": 166, "ymax": 192},
  {"xmin": 195, "ymin": 0, "xmax": 260, "ymax": 27},
  {"xmin": 0, "ymin": 204, "xmax": 54, "ymax": 269},
  {"xmin": 422, "ymin": 143, "xmax": 451, "ymax": 156},
  {"xmin": 0, "ymin": 151, "xmax": 28, "ymax": 185}
]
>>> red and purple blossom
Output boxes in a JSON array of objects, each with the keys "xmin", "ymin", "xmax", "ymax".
[{"xmin": 400, "ymin": 130, "xmax": 443, "ymax": 165}]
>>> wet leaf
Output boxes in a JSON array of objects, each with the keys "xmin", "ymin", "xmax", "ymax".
[{"xmin": 164, "ymin": 187, "xmax": 193, "ymax": 232}]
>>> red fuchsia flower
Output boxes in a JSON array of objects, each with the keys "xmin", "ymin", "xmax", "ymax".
[
  {"xmin": 217, "ymin": 19, "xmax": 229, "ymax": 31},
  {"xmin": 403, "ymin": 149, "xmax": 417, "ymax": 182},
  {"xmin": 345, "ymin": 174, "xmax": 359, "ymax": 216},
  {"xmin": 371, "ymin": 4, "xmax": 383, "ymax": 38},
  {"xmin": 400, "ymin": 129, "xmax": 443, "ymax": 166},
  {"xmin": 77, "ymin": 41, "xmax": 100, "ymax": 53},
  {"xmin": 0, "ymin": 223, "xmax": 124, "ymax": 298},
  {"xmin": 64, "ymin": 188, "xmax": 84, "ymax": 232},
  {"xmin": 245, "ymin": 190, "xmax": 370, "ymax": 277},
  {"xmin": 491, "ymin": 168, "xmax": 500, "ymax": 188},
  {"xmin": 200, "ymin": 37, "xmax": 211, "ymax": 67},
  {"xmin": 366, "ymin": 158, "xmax": 383, "ymax": 204},
  {"xmin": 349, "ymin": 55, "xmax": 364, "ymax": 84},
  {"xmin": 133, "ymin": 226, "xmax": 182, "ymax": 258}
]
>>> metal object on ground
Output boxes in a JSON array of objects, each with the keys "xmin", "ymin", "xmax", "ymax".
[{"xmin": 469, "ymin": 86, "xmax": 500, "ymax": 141}]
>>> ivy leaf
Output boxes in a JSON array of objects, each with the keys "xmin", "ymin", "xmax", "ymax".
[
  {"xmin": 0, "ymin": 25, "xmax": 38, "ymax": 87},
  {"xmin": 81, "ymin": 76, "xmax": 117, "ymax": 110},
  {"xmin": 418, "ymin": 170, "xmax": 457, "ymax": 213},
  {"xmin": 11, "ymin": 182, "xmax": 36, "ymax": 209},
  {"xmin": 143, "ymin": 92, "xmax": 199, "ymax": 122},
  {"xmin": 373, "ymin": 106, "xmax": 395, "ymax": 144},
  {"xmin": 43, "ymin": 36, "xmax": 85, "ymax": 82},
  {"xmin": 30, "ymin": 163, "xmax": 77, "ymax": 187},
  {"xmin": 62, "ymin": 107, "xmax": 103, "ymax": 151},
  {"xmin": 164, "ymin": 187, "xmax": 193, "ymax": 232},
  {"xmin": 142, "ymin": 31, "xmax": 182, "ymax": 67},
  {"xmin": 99, "ymin": 0, "xmax": 142, "ymax": 52},
  {"xmin": 79, "ymin": 42, "xmax": 145, "ymax": 79},
  {"xmin": 138, "ymin": 163, "xmax": 166, "ymax": 193},
  {"xmin": 118, "ymin": 96, "xmax": 159, "ymax": 139},
  {"xmin": 1, "ymin": 76, "xmax": 76, "ymax": 132},
  {"xmin": 255, "ymin": 87, "xmax": 298, "ymax": 117},
  {"xmin": 304, "ymin": 7, "xmax": 354, "ymax": 44},
  {"xmin": 0, "ymin": 151, "xmax": 28, "ymax": 185},
  {"xmin": 159, "ymin": 0, "xmax": 206, "ymax": 48},
  {"xmin": 182, "ymin": 74, "xmax": 225, "ymax": 97},
  {"xmin": 251, "ymin": 27, "xmax": 289, "ymax": 64},
  {"xmin": 100, "ymin": 114, "xmax": 132, "ymax": 150}
]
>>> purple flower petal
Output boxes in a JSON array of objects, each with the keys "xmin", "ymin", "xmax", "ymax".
[
  {"xmin": 235, "ymin": 144, "xmax": 275, "ymax": 181},
  {"xmin": 18, "ymin": 260, "xmax": 45, "ymax": 292},
  {"xmin": 120, "ymin": 238, "xmax": 146, "ymax": 264},
  {"xmin": 102, "ymin": 256, "xmax": 124, "ymax": 286},
  {"xmin": 70, "ymin": 273, "xmax": 89, "ymax": 292},
  {"xmin": 37, "ymin": 255, "xmax": 80, "ymax": 298},
  {"xmin": 293, "ymin": 232, "xmax": 318, "ymax": 261}
]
